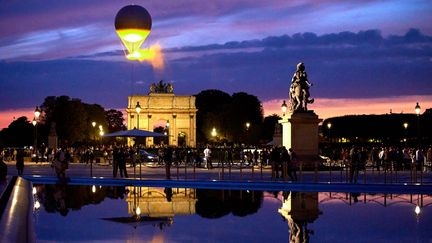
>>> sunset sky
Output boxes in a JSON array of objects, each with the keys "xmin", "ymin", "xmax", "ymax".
[{"xmin": 1, "ymin": 0, "xmax": 431, "ymax": 128}]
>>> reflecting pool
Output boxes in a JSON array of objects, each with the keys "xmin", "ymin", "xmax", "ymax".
[{"xmin": 32, "ymin": 184, "xmax": 432, "ymax": 242}]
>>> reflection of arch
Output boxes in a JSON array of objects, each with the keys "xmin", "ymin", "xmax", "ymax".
[{"xmin": 126, "ymin": 93, "xmax": 197, "ymax": 147}]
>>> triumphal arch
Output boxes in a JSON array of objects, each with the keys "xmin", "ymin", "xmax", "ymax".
[{"xmin": 126, "ymin": 81, "xmax": 197, "ymax": 147}]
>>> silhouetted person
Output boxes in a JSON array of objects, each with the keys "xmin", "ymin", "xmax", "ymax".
[
  {"xmin": 112, "ymin": 147, "xmax": 119, "ymax": 178},
  {"xmin": 118, "ymin": 148, "xmax": 128, "ymax": 178},
  {"xmin": 288, "ymin": 148, "xmax": 298, "ymax": 181},
  {"xmin": 54, "ymin": 148, "xmax": 69, "ymax": 181},
  {"xmin": 270, "ymin": 146, "xmax": 281, "ymax": 179},
  {"xmin": 204, "ymin": 146, "xmax": 212, "ymax": 169},
  {"xmin": 16, "ymin": 148, "xmax": 25, "ymax": 176},
  {"xmin": 349, "ymin": 146, "xmax": 360, "ymax": 183},
  {"xmin": 164, "ymin": 146, "xmax": 173, "ymax": 179}
]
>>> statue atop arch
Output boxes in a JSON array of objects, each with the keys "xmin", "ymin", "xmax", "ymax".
[
  {"xmin": 149, "ymin": 80, "xmax": 173, "ymax": 94},
  {"xmin": 289, "ymin": 62, "xmax": 314, "ymax": 112}
]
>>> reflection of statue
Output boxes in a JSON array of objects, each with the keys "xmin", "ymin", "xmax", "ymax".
[
  {"xmin": 289, "ymin": 63, "xmax": 314, "ymax": 112},
  {"xmin": 279, "ymin": 192, "xmax": 321, "ymax": 243},
  {"xmin": 149, "ymin": 80, "xmax": 174, "ymax": 94}
]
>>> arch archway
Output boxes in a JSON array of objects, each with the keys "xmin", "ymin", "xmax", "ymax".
[{"xmin": 126, "ymin": 90, "xmax": 197, "ymax": 147}]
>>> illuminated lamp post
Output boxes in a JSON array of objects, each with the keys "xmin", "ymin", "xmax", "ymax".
[
  {"xmin": 34, "ymin": 106, "xmax": 41, "ymax": 152},
  {"xmin": 166, "ymin": 120, "xmax": 170, "ymax": 145},
  {"xmin": 403, "ymin": 122, "xmax": 408, "ymax": 144},
  {"xmin": 32, "ymin": 117, "xmax": 37, "ymax": 161},
  {"xmin": 92, "ymin": 121, "xmax": 97, "ymax": 143},
  {"xmin": 245, "ymin": 122, "xmax": 250, "ymax": 146},
  {"xmin": 327, "ymin": 122, "xmax": 332, "ymax": 143},
  {"xmin": 281, "ymin": 100, "xmax": 287, "ymax": 116},
  {"xmin": 135, "ymin": 102, "xmax": 141, "ymax": 129},
  {"xmin": 415, "ymin": 102, "xmax": 421, "ymax": 148},
  {"xmin": 211, "ymin": 127, "xmax": 217, "ymax": 145}
]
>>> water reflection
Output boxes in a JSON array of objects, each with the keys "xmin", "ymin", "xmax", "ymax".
[
  {"xmin": 34, "ymin": 184, "xmax": 127, "ymax": 216},
  {"xmin": 279, "ymin": 192, "xmax": 321, "ymax": 243},
  {"xmin": 33, "ymin": 184, "xmax": 432, "ymax": 242}
]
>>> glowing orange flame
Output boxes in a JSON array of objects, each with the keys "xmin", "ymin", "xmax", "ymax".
[{"xmin": 126, "ymin": 43, "xmax": 164, "ymax": 70}]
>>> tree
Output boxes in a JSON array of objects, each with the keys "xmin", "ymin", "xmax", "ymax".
[
  {"xmin": 195, "ymin": 90, "xmax": 231, "ymax": 144},
  {"xmin": 195, "ymin": 90, "xmax": 264, "ymax": 145},
  {"xmin": 105, "ymin": 109, "xmax": 126, "ymax": 133},
  {"xmin": 0, "ymin": 116, "xmax": 33, "ymax": 147},
  {"xmin": 228, "ymin": 92, "xmax": 264, "ymax": 144},
  {"xmin": 40, "ymin": 96, "xmax": 106, "ymax": 145},
  {"xmin": 261, "ymin": 114, "xmax": 281, "ymax": 142}
]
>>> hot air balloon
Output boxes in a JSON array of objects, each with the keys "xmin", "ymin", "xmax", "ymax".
[{"xmin": 115, "ymin": 5, "xmax": 152, "ymax": 59}]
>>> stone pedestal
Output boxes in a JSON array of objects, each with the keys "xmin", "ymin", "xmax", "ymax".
[{"xmin": 279, "ymin": 111, "xmax": 322, "ymax": 167}]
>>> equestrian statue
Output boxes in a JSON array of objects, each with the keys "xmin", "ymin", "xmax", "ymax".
[{"xmin": 289, "ymin": 62, "xmax": 314, "ymax": 112}]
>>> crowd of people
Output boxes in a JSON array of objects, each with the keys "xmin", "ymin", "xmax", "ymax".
[{"xmin": 0, "ymin": 143, "xmax": 431, "ymax": 183}]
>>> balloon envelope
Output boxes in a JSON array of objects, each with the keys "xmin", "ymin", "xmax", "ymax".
[{"xmin": 115, "ymin": 5, "xmax": 152, "ymax": 55}]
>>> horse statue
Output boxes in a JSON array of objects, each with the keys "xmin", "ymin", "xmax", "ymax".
[
  {"xmin": 289, "ymin": 62, "xmax": 314, "ymax": 112},
  {"xmin": 290, "ymin": 82, "xmax": 314, "ymax": 112}
]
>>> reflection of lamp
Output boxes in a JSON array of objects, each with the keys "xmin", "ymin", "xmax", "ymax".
[
  {"xmin": 415, "ymin": 205, "xmax": 421, "ymax": 216},
  {"xmin": 135, "ymin": 206, "xmax": 141, "ymax": 219},
  {"xmin": 92, "ymin": 185, "xmax": 96, "ymax": 193},
  {"xmin": 34, "ymin": 200, "xmax": 41, "ymax": 211},
  {"xmin": 281, "ymin": 100, "xmax": 287, "ymax": 116}
]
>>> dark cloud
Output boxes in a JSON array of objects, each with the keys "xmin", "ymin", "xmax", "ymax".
[
  {"xmin": 168, "ymin": 29, "xmax": 432, "ymax": 52},
  {"xmin": 0, "ymin": 29, "xmax": 431, "ymax": 110}
]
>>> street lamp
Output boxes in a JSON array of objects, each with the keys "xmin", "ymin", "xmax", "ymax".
[
  {"xmin": 166, "ymin": 120, "xmax": 170, "ymax": 145},
  {"xmin": 415, "ymin": 102, "xmax": 421, "ymax": 147},
  {"xmin": 281, "ymin": 100, "xmax": 287, "ymax": 116},
  {"xmin": 135, "ymin": 102, "xmax": 141, "ymax": 129},
  {"xmin": 92, "ymin": 122, "xmax": 97, "ymax": 143},
  {"xmin": 403, "ymin": 122, "xmax": 408, "ymax": 143},
  {"xmin": 211, "ymin": 127, "xmax": 217, "ymax": 137},
  {"xmin": 34, "ymin": 106, "xmax": 41, "ymax": 119},
  {"xmin": 327, "ymin": 122, "xmax": 332, "ymax": 143},
  {"xmin": 33, "ymin": 106, "xmax": 41, "ymax": 153},
  {"xmin": 32, "ymin": 117, "xmax": 37, "ymax": 159},
  {"xmin": 246, "ymin": 122, "xmax": 250, "ymax": 130},
  {"xmin": 415, "ymin": 102, "xmax": 421, "ymax": 116}
]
